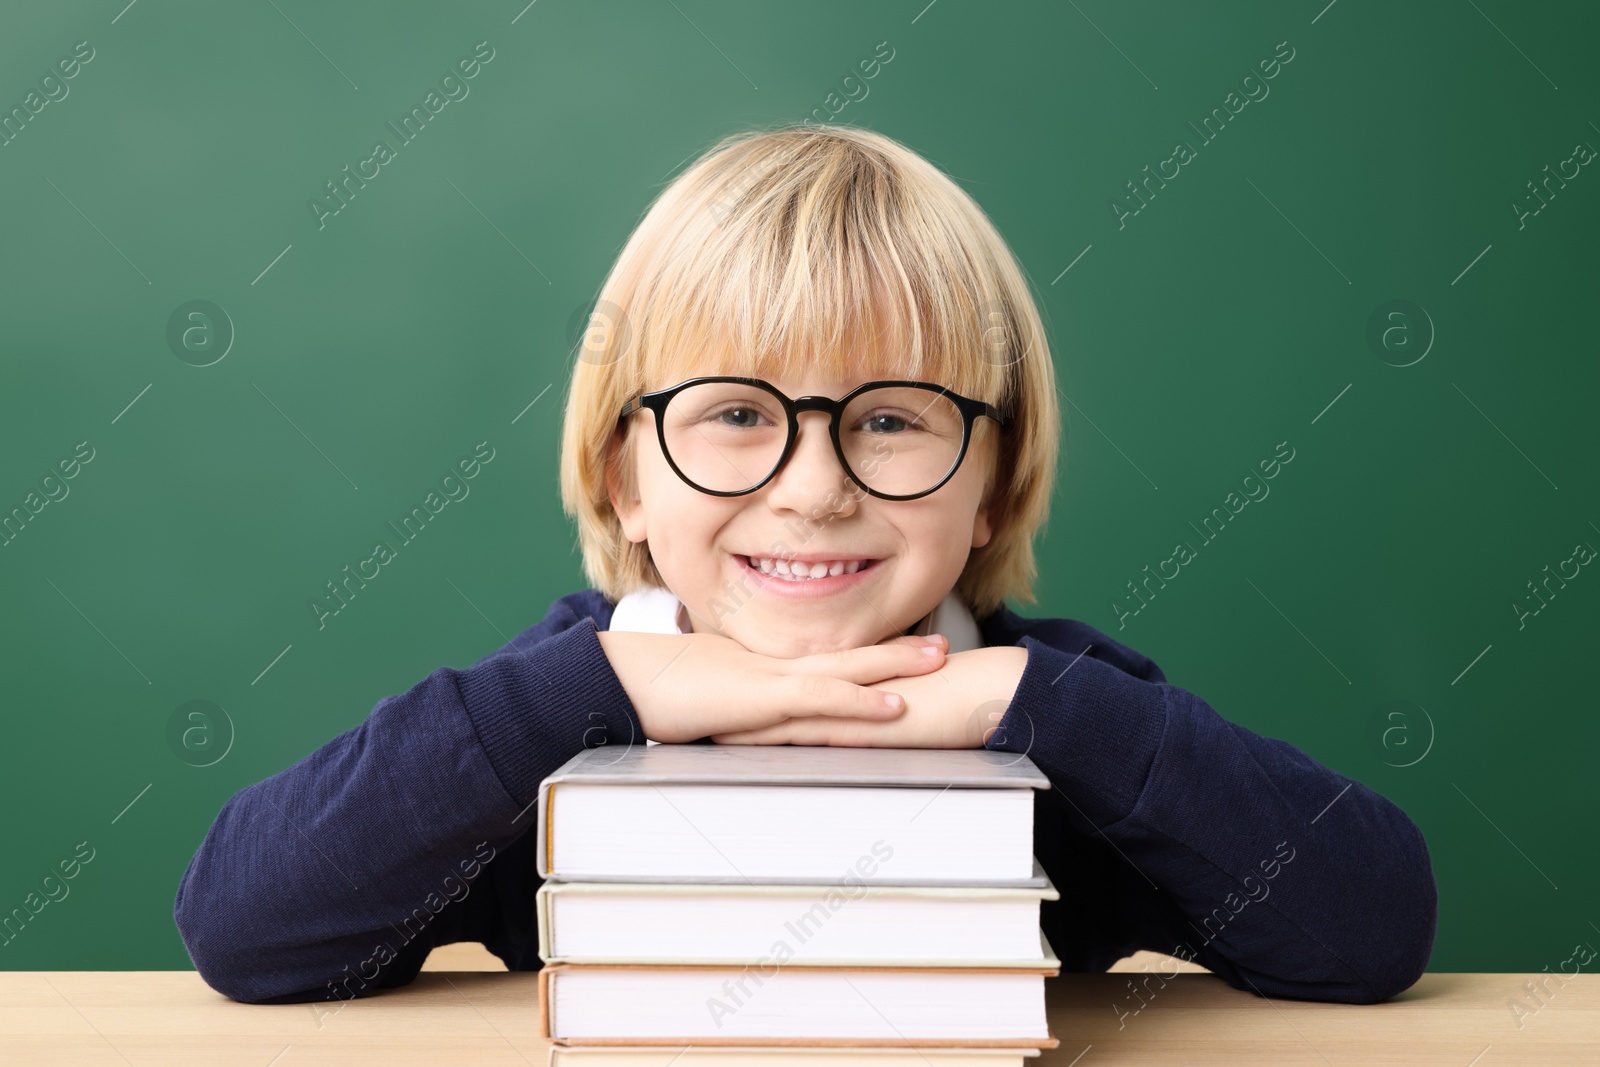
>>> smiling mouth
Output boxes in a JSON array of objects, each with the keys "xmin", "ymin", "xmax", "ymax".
[{"xmin": 740, "ymin": 555, "xmax": 880, "ymax": 581}]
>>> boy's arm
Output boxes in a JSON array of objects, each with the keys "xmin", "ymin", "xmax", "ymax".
[
  {"xmin": 986, "ymin": 623, "xmax": 1437, "ymax": 1004},
  {"xmin": 172, "ymin": 594, "xmax": 642, "ymax": 1004}
]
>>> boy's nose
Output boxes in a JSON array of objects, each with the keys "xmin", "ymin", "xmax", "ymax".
[{"xmin": 761, "ymin": 412, "xmax": 861, "ymax": 516}]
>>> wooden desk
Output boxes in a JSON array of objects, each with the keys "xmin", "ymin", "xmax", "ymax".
[{"xmin": 1, "ymin": 969, "xmax": 1594, "ymax": 1065}]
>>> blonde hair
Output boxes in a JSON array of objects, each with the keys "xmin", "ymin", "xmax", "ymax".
[{"xmin": 558, "ymin": 122, "xmax": 1059, "ymax": 619}]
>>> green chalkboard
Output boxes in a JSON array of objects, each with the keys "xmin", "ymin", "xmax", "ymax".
[{"xmin": 1, "ymin": 0, "xmax": 1595, "ymax": 978}]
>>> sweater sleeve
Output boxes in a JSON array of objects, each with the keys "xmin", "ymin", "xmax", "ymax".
[
  {"xmin": 984, "ymin": 626, "xmax": 1437, "ymax": 1004},
  {"xmin": 172, "ymin": 595, "xmax": 643, "ymax": 1004}
]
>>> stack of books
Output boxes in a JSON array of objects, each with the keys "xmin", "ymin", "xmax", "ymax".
[{"xmin": 532, "ymin": 742, "xmax": 1061, "ymax": 1065}]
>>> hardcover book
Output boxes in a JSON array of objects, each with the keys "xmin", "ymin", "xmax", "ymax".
[
  {"xmin": 535, "ymin": 744, "xmax": 1049, "ymax": 886},
  {"xmin": 535, "ymin": 876, "xmax": 1060, "ymax": 967}
]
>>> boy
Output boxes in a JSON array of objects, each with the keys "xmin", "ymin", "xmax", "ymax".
[{"xmin": 175, "ymin": 123, "xmax": 1435, "ymax": 1008}]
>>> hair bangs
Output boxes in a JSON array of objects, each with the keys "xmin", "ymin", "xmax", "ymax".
[{"xmin": 634, "ymin": 160, "xmax": 1004, "ymax": 410}]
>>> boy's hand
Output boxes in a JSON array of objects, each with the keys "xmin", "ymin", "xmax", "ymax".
[
  {"xmin": 709, "ymin": 645, "xmax": 1029, "ymax": 749},
  {"xmin": 596, "ymin": 629, "xmax": 949, "ymax": 744}
]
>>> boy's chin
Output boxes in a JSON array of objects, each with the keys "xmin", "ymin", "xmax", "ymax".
[{"xmin": 723, "ymin": 623, "xmax": 876, "ymax": 661}]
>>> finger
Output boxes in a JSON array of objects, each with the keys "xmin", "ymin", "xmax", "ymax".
[
  {"xmin": 711, "ymin": 717, "xmax": 827, "ymax": 744},
  {"xmin": 778, "ymin": 717, "xmax": 879, "ymax": 747},
  {"xmin": 711, "ymin": 724, "xmax": 786, "ymax": 745},
  {"xmin": 879, "ymin": 633, "xmax": 948, "ymax": 649},
  {"xmin": 793, "ymin": 640, "xmax": 947, "ymax": 686},
  {"xmin": 782, "ymin": 674, "xmax": 910, "ymax": 721},
  {"xmin": 716, "ymin": 719, "xmax": 852, "ymax": 747},
  {"xmin": 690, "ymin": 678, "xmax": 904, "ymax": 739}
]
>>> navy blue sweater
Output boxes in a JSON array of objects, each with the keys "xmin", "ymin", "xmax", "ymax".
[{"xmin": 173, "ymin": 589, "xmax": 1436, "ymax": 1005}]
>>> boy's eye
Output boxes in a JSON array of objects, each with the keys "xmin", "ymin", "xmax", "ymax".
[
  {"xmin": 714, "ymin": 406, "xmax": 767, "ymax": 428},
  {"xmin": 856, "ymin": 411, "xmax": 918, "ymax": 434}
]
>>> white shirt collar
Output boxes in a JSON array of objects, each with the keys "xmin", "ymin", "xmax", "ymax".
[{"xmin": 607, "ymin": 584, "xmax": 984, "ymax": 653}]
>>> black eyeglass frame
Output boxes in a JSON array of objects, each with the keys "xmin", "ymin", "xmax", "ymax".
[{"xmin": 616, "ymin": 375, "xmax": 1011, "ymax": 501}]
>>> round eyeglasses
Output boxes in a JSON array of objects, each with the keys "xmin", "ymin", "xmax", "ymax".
[{"xmin": 616, "ymin": 376, "xmax": 1010, "ymax": 501}]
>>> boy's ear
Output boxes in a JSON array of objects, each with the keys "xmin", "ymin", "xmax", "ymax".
[
  {"xmin": 605, "ymin": 431, "xmax": 649, "ymax": 544},
  {"xmin": 971, "ymin": 501, "xmax": 992, "ymax": 550},
  {"xmin": 969, "ymin": 432, "xmax": 997, "ymax": 549}
]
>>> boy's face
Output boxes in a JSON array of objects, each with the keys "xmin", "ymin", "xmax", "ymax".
[{"xmin": 609, "ymin": 367, "xmax": 995, "ymax": 660}]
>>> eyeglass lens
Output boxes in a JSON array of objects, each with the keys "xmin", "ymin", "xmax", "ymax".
[{"xmin": 659, "ymin": 381, "xmax": 965, "ymax": 495}]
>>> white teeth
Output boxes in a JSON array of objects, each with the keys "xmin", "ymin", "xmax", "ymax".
[{"xmin": 747, "ymin": 556, "xmax": 868, "ymax": 581}]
